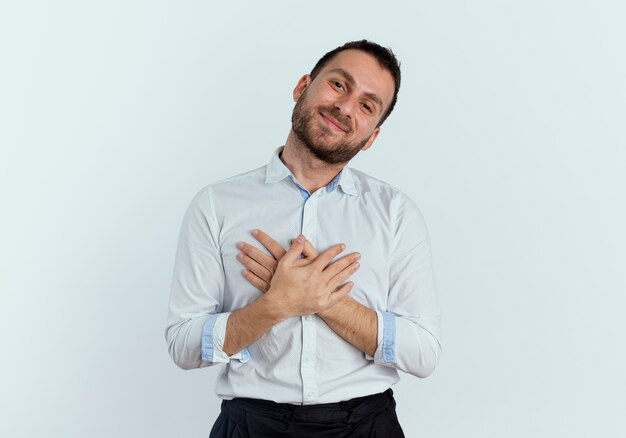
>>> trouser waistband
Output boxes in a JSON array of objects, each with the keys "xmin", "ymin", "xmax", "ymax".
[{"xmin": 222, "ymin": 389, "xmax": 395, "ymax": 425}]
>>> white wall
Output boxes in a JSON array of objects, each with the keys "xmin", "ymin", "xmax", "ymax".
[{"xmin": 1, "ymin": 1, "xmax": 624, "ymax": 437}]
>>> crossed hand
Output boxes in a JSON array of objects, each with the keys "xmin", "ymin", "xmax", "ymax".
[{"xmin": 236, "ymin": 229, "xmax": 361, "ymax": 317}]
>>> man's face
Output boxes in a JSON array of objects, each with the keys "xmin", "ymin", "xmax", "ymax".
[{"xmin": 291, "ymin": 49, "xmax": 395, "ymax": 165}]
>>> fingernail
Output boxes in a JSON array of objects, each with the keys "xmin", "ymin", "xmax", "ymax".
[
  {"xmin": 355, "ymin": 253, "xmax": 361, "ymax": 260},
  {"xmin": 296, "ymin": 235, "xmax": 304, "ymax": 243},
  {"xmin": 341, "ymin": 244, "xmax": 346, "ymax": 250},
  {"xmin": 252, "ymin": 229, "xmax": 259, "ymax": 236},
  {"xmin": 237, "ymin": 242, "xmax": 244, "ymax": 249}
]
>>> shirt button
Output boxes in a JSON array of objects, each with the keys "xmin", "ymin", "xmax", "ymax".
[
  {"xmin": 305, "ymin": 315, "xmax": 313, "ymax": 321},
  {"xmin": 306, "ymin": 391, "xmax": 316, "ymax": 398}
]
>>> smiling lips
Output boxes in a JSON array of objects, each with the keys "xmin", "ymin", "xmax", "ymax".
[{"xmin": 320, "ymin": 112, "xmax": 348, "ymax": 133}]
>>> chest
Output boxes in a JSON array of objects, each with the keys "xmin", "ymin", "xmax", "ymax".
[{"xmin": 217, "ymin": 192, "xmax": 393, "ymax": 311}]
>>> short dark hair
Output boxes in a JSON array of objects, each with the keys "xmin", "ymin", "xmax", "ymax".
[{"xmin": 309, "ymin": 40, "xmax": 401, "ymax": 126}]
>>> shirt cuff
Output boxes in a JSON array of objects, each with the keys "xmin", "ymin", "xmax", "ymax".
[
  {"xmin": 367, "ymin": 311, "xmax": 397, "ymax": 365},
  {"xmin": 201, "ymin": 313, "xmax": 251, "ymax": 363}
]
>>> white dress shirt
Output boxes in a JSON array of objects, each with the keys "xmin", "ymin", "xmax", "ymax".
[{"xmin": 165, "ymin": 146, "xmax": 441, "ymax": 405}]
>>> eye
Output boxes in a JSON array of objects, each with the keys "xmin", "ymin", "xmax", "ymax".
[
  {"xmin": 332, "ymin": 81, "xmax": 344, "ymax": 90},
  {"xmin": 361, "ymin": 102, "xmax": 373, "ymax": 113}
]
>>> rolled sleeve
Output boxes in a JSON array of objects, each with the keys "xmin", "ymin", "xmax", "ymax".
[
  {"xmin": 202, "ymin": 313, "xmax": 251, "ymax": 363},
  {"xmin": 367, "ymin": 311, "xmax": 398, "ymax": 366},
  {"xmin": 165, "ymin": 188, "xmax": 231, "ymax": 370},
  {"xmin": 383, "ymin": 193, "xmax": 442, "ymax": 378}
]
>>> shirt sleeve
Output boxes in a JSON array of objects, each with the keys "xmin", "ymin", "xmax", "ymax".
[
  {"xmin": 371, "ymin": 193, "xmax": 442, "ymax": 378},
  {"xmin": 165, "ymin": 188, "xmax": 250, "ymax": 370}
]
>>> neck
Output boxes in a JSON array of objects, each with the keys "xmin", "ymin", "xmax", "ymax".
[{"xmin": 281, "ymin": 129, "xmax": 346, "ymax": 194}]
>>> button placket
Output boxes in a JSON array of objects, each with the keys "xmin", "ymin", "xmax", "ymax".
[{"xmin": 300, "ymin": 191, "xmax": 319, "ymax": 403}]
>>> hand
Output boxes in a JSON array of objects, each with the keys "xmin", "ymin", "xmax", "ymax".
[
  {"xmin": 238, "ymin": 230, "xmax": 360, "ymax": 316},
  {"xmin": 264, "ymin": 235, "xmax": 356, "ymax": 317},
  {"xmin": 237, "ymin": 229, "xmax": 322, "ymax": 292},
  {"xmin": 236, "ymin": 230, "xmax": 376, "ymax": 357},
  {"xmin": 237, "ymin": 229, "xmax": 360, "ymax": 294}
]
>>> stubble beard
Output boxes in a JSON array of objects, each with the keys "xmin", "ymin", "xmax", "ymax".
[{"xmin": 291, "ymin": 90, "xmax": 371, "ymax": 166}]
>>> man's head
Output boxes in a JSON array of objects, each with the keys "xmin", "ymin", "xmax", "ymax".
[
  {"xmin": 290, "ymin": 40, "xmax": 401, "ymax": 165},
  {"xmin": 310, "ymin": 40, "xmax": 401, "ymax": 127}
]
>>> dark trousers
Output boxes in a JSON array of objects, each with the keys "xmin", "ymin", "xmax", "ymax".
[{"xmin": 208, "ymin": 389, "xmax": 405, "ymax": 438}]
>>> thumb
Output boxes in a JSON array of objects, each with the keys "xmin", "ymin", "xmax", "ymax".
[
  {"xmin": 283, "ymin": 234, "xmax": 305, "ymax": 262},
  {"xmin": 302, "ymin": 239, "xmax": 319, "ymax": 260},
  {"xmin": 289, "ymin": 238, "xmax": 318, "ymax": 260}
]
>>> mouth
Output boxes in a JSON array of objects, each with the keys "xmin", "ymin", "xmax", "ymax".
[{"xmin": 320, "ymin": 112, "xmax": 348, "ymax": 133}]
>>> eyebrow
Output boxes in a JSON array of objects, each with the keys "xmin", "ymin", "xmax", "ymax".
[{"xmin": 327, "ymin": 68, "xmax": 385, "ymax": 112}]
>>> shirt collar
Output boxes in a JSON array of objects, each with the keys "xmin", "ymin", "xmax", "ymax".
[{"xmin": 265, "ymin": 146, "xmax": 358, "ymax": 197}]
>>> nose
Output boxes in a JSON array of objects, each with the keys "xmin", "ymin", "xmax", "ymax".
[{"xmin": 333, "ymin": 94, "xmax": 356, "ymax": 119}]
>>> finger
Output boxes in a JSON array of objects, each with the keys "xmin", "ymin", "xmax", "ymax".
[
  {"xmin": 312, "ymin": 243, "xmax": 346, "ymax": 270},
  {"xmin": 282, "ymin": 235, "xmax": 305, "ymax": 263},
  {"xmin": 302, "ymin": 239, "xmax": 319, "ymax": 260},
  {"xmin": 323, "ymin": 252, "xmax": 360, "ymax": 277},
  {"xmin": 328, "ymin": 261, "xmax": 360, "ymax": 289},
  {"xmin": 241, "ymin": 269, "xmax": 270, "ymax": 293},
  {"xmin": 238, "ymin": 242, "xmax": 277, "ymax": 275},
  {"xmin": 287, "ymin": 238, "xmax": 318, "ymax": 260},
  {"xmin": 327, "ymin": 282, "xmax": 354, "ymax": 306},
  {"xmin": 252, "ymin": 229, "xmax": 287, "ymax": 260},
  {"xmin": 237, "ymin": 252, "xmax": 273, "ymax": 284}
]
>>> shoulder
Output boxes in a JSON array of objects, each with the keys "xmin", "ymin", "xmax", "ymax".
[
  {"xmin": 190, "ymin": 165, "xmax": 266, "ymax": 204},
  {"xmin": 350, "ymin": 168, "xmax": 419, "ymax": 207},
  {"xmin": 350, "ymin": 167, "xmax": 428, "ymax": 229}
]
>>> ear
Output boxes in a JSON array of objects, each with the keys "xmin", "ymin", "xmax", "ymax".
[
  {"xmin": 293, "ymin": 74, "xmax": 311, "ymax": 101},
  {"xmin": 361, "ymin": 127, "xmax": 381, "ymax": 152}
]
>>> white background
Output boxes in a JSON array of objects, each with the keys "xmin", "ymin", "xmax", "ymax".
[{"xmin": 1, "ymin": 1, "xmax": 625, "ymax": 437}]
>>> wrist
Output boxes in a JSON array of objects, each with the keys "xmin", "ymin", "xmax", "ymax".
[
  {"xmin": 317, "ymin": 296, "xmax": 350, "ymax": 320},
  {"xmin": 256, "ymin": 290, "xmax": 290, "ymax": 323}
]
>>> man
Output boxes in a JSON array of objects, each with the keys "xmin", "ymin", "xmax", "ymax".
[{"xmin": 166, "ymin": 40, "xmax": 441, "ymax": 437}]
